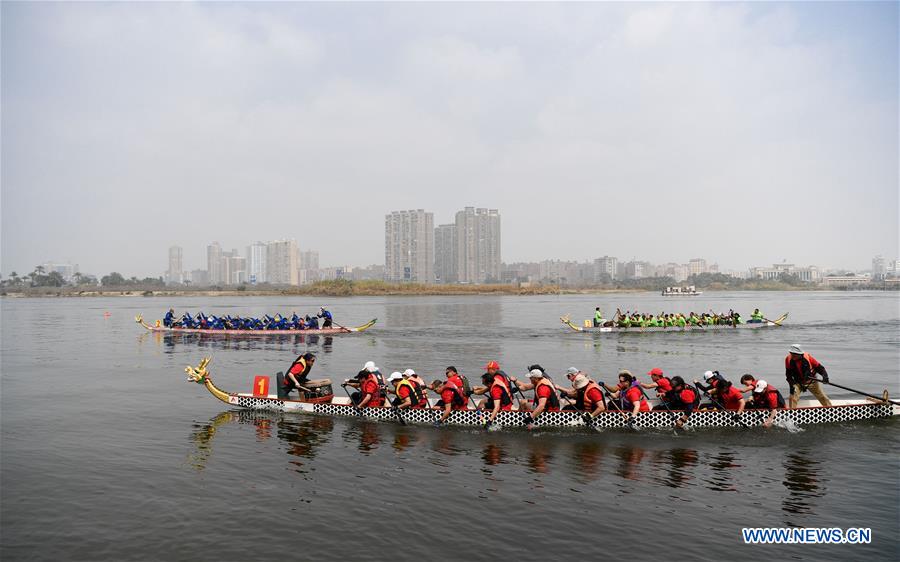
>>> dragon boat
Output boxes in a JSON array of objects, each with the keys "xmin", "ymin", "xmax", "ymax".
[
  {"xmin": 135, "ymin": 314, "xmax": 376, "ymax": 336},
  {"xmin": 561, "ymin": 313, "xmax": 788, "ymax": 333},
  {"xmin": 185, "ymin": 358, "xmax": 898, "ymax": 431}
]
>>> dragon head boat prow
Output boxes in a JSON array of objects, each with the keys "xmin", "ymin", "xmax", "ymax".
[
  {"xmin": 186, "ymin": 357, "xmax": 212, "ymax": 383},
  {"xmin": 185, "ymin": 357, "xmax": 232, "ymax": 405}
]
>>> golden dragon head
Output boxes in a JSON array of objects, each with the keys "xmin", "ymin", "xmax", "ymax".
[
  {"xmin": 134, "ymin": 314, "xmax": 144, "ymax": 324},
  {"xmin": 186, "ymin": 357, "xmax": 212, "ymax": 384}
]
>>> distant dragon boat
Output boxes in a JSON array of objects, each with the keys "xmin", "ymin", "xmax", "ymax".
[
  {"xmin": 561, "ymin": 313, "xmax": 788, "ymax": 333},
  {"xmin": 185, "ymin": 357, "xmax": 898, "ymax": 431},
  {"xmin": 136, "ymin": 314, "xmax": 376, "ymax": 336}
]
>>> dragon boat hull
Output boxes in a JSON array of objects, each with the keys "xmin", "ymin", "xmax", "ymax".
[
  {"xmin": 561, "ymin": 313, "xmax": 787, "ymax": 333},
  {"xmin": 137, "ymin": 315, "xmax": 376, "ymax": 336},
  {"xmin": 186, "ymin": 358, "xmax": 898, "ymax": 432}
]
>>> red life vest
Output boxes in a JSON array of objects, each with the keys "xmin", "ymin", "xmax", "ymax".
[
  {"xmin": 785, "ymin": 353, "xmax": 818, "ymax": 384},
  {"xmin": 442, "ymin": 380, "xmax": 467, "ymax": 409},
  {"xmin": 397, "ymin": 379, "xmax": 427, "ymax": 408},
  {"xmin": 577, "ymin": 382, "xmax": 603, "ymax": 411},
  {"xmin": 362, "ymin": 374, "xmax": 384, "ymax": 407},
  {"xmin": 489, "ymin": 376, "xmax": 513, "ymax": 409},
  {"xmin": 532, "ymin": 378, "xmax": 561, "ymax": 411}
]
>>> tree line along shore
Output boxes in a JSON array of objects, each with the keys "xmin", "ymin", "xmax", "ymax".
[{"xmin": 2, "ymin": 277, "xmax": 894, "ymax": 298}]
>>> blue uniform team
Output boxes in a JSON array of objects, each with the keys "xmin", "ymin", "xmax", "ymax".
[{"xmin": 163, "ymin": 307, "xmax": 334, "ymax": 330}]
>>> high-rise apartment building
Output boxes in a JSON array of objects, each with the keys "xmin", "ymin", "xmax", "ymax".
[
  {"xmin": 434, "ymin": 224, "xmax": 457, "ymax": 284},
  {"xmin": 266, "ymin": 239, "xmax": 299, "ymax": 285},
  {"xmin": 689, "ymin": 258, "xmax": 707, "ymax": 276},
  {"xmin": 455, "ymin": 207, "xmax": 501, "ymax": 284},
  {"xmin": 298, "ymin": 250, "xmax": 320, "ymax": 285},
  {"xmin": 246, "ymin": 242, "xmax": 267, "ymax": 284},
  {"xmin": 207, "ymin": 242, "xmax": 222, "ymax": 285},
  {"xmin": 872, "ymin": 255, "xmax": 886, "ymax": 280},
  {"xmin": 385, "ymin": 210, "xmax": 435, "ymax": 283},
  {"xmin": 166, "ymin": 246, "xmax": 183, "ymax": 285},
  {"xmin": 593, "ymin": 256, "xmax": 618, "ymax": 282}
]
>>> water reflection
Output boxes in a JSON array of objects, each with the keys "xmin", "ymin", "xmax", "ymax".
[
  {"xmin": 569, "ymin": 441, "xmax": 606, "ymax": 482},
  {"xmin": 157, "ymin": 332, "xmax": 334, "ymax": 354},
  {"xmin": 341, "ymin": 421, "xmax": 383, "ymax": 454},
  {"xmin": 703, "ymin": 449, "xmax": 739, "ymax": 492},
  {"xmin": 653, "ymin": 447, "xmax": 700, "ymax": 489},
  {"xmin": 384, "ymin": 299, "xmax": 502, "ymax": 329},
  {"xmin": 187, "ymin": 410, "xmax": 334, "ymax": 472},
  {"xmin": 782, "ymin": 449, "xmax": 825, "ymax": 518}
]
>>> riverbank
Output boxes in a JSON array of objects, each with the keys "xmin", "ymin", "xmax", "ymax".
[{"xmin": 4, "ymin": 279, "xmax": 888, "ymax": 298}]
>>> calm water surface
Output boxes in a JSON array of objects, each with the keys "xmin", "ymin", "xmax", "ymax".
[{"xmin": 2, "ymin": 292, "xmax": 899, "ymax": 561}]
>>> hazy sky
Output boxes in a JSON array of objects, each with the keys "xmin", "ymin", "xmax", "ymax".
[{"xmin": 2, "ymin": 2, "xmax": 897, "ymax": 277}]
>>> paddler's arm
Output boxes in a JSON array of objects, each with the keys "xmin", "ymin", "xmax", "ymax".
[
  {"xmin": 763, "ymin": 408, "xmax": 778, "ymax": 428},
  {"xmin": 532, "ymin": 395, "xmax": 549, "ymax": 419},
  {"xmin": 489, "ymin": 399, "xmax": 501, "ymax": 423},
  {"xmin": 357, "ymin": 393, "xmax": 372, "ymax": 408}
]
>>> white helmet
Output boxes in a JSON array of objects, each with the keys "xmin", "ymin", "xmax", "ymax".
[
  {"xmin": 364, "ymin": 361, "xmax": 378, "ymax": 373},
  {"xmin": 402, "ymin": 369, "xmax": 416, "ymax": 377},
  {"xmin": 754, "ymin": 380, "xmax": 768, "ymax": 393},
  {"xmin": 703, "ymin": 370, "xmax": 715, "ymax": 381},
  {"xmin": 528, "ymin": 369, "xmax": 544, "ymax": 379},
  {"xmin": 789, "ymin": 344, "xmax": 803, "ymax": 355},
  {"xmin": 388, "ymin": 371, "xmax": 403, "ymax": 382}
]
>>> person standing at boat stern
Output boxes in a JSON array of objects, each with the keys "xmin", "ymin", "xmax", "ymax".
[
  {"xmin": 593, "ymin": 307, "xmax": 604, "ymax": 327},
  {"xmin": 281, "ymin": 352, "xmax": 316, "ymax": 397},
  {"xmin": 317, "ymin": 307, "xmax": 333, "ymax": 328},
  {"xmin": 785, "ymin": 344, "xmax": 832, "ymax": 408}
]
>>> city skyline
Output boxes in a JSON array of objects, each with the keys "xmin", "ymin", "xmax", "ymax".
[{"xmin": 2, "ymin": 3, "xmax": 897, "ymax": 277}]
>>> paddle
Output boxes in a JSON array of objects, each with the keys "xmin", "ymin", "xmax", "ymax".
[
  {"xmin": 638, "ymin": 386, "xmax": 680, "ymax": 428},
  {"xmin": 340, "ymin": 382, "xmax": 366, "ymax": 418},
  {"xmin": 601, "ymin": 384, "xmax": 638, "ymax": 429},
  {"xmin": 695, "ymin": 384, "xmax": 750, "ymax": 428},
  {"xmin": 762, "ymin": 312, "xmax": 789, "ymax": 326},
  {"xmin": 818, "ymin": 378, "xmax": 900, "ymax": 406}
]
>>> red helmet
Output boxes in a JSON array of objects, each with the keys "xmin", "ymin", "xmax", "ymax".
[
  {"xmin": 647, "ymin": 368, "xmax": 664, "ymax": 377},
  {"xmin": 484, "ymin": 361, "xmax": 500, "ymax": 370}
]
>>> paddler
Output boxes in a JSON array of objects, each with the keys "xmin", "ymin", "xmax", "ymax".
[
  {"xmin": 471, "ymin": 362, "xmax": 514, "ymax": 428},
  {"xmin": 402, "ymin": 369, "xmax": 429, "ymax": 399},
  {"xmin": 594, "ymin": 307, "xmax": 604, "ymax": 327},
  {"xmin": 511, "ymin": 368, "xmax": 560, "ymax": 426},
  {"xmin": 343, "ymin": 363, "xmax": 384, "ymax": 409},
  {"xmin": 556, "ymin": 367, "xmax": 606, "ymax": 422},
  {"xmin": 785, "ymin": 344, "xmax": 832, "ymax": 408},
  {"xmin": 389, "ymin": 371, "xmax": 427, "ymax": 409},
  {"xmin": 641, "ymin": 368, "xmax": 672, "ymax": 397},
  {"xmin": 716, "ymin": 378, "xmax": 747, "ymax": 416},
  {"xmin": 281, "ymin": 352, "xmax": 317, "ymax": 397},
  {"xmin": 660, "ymin": 376, "xmax": 699, "ymax": 428},
  {"xmin": 605, "ymin": 370, "xmax": 649, "ymax": 424},
  {"xmin": 163, "ymin": 308, "xmax": 176, "ymax": 328},
  {"xmin": 739, "ymin": 374, "xmax": 758, "ymax": 394},
  {"xmin": 430, "ymin": 377, "xmax": 468, "ymax": 425},
  {"xmin": 317, "ymin": 307, "xmax": 333, "ymax": 328},
  {"xmin": 749, "ymin": 308, "xmax": 764, "ymax": 324},
  {"xmin": 751, "ymin": 380, "xmax": 786, "ymax": 428}
]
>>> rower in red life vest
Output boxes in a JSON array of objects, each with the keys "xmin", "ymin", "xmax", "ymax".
[
  {"xmin": 716, "ymin": 379, "xmax": 747, "ymax": 417},
  {"xmin": 659, "ymin": 376, "xmax": 700, "ymax": 428},
  {"xmin": 785, "ymin": 344, "xmax": 832, "ymax": 408},
  {"xmin": 556, "ymin": 367, "xmax": 606, "ymax": 423},
  {"xmin": 694, "ymin": 370, "xmax": 726, "ymax": 408},
  {"xmin": 511, "ymin": 368, "xmax": 561, "ymax": 427},
  {"xmin": 739, "ymin": 374, "xmax": 758, "ymax": 395},
  {"xmin": 388, "ymin": 371, "xmax": 427, "ymax": 409},
  {"xmin": 605, "ymin": 370, "xmax": 649, "ymax": 425},
  {"xmin": 281, "ymin": 352, "xmax": 316, "ymax": 397},
  {"xmin": 429, "ymin": 376, "xmax": 468, "ymax": 426},
  {"xmin": 344, "ymin": 362, "xmax": 384, "ymax": 408},
  {"xmin": 751, "ymin": 380, "xmax": 786, "ymax": 428},
  {"xmin": 402, "ymin": 369, "xmax": 429, "ymax": 402},
  {"xmin": 640, "ymin": 368, "xmax": 672, "ymax": 397},
  {"xmin": 471, "ymin": 361, "xmax": 514, "ymax": 428}
]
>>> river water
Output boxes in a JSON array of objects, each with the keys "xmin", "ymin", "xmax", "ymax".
[{"xmin": 1, "ymin": 292, "xmax": 898, "ymax": 560}]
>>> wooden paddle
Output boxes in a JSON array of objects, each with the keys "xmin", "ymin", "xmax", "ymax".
[{"xmin": 819, "ymin": 379, "xmax": 899, "ymax": 406}]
